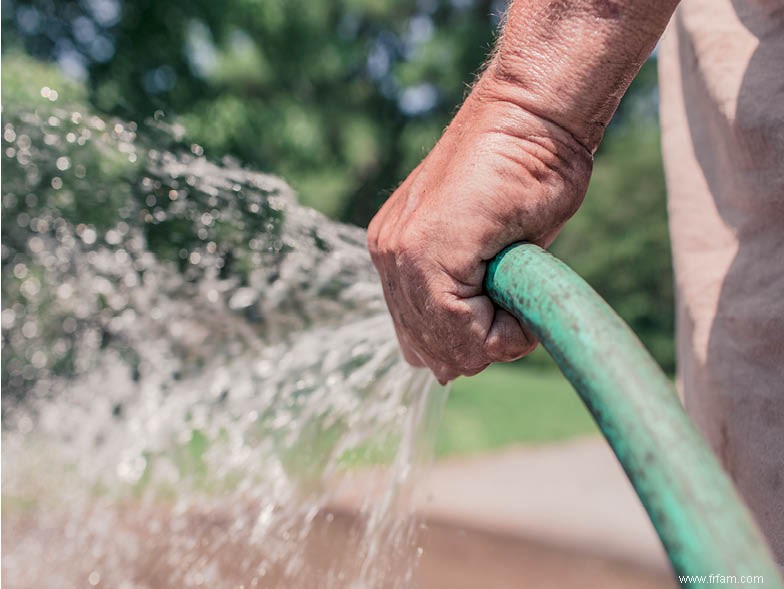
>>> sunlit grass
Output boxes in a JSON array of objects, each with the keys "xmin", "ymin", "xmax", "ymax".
[
  {"xmin": 436, "ymin": 357, "xmax": 598, "ymax": 457},
  {"xmin": 340, "ymin": 352, "xmax": 600, "ymax": 464}
]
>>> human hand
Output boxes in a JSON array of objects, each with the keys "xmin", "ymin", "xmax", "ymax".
[
  {"xmin": 368, "ymin": 0, "xmax": 676, "ymax": 384},
  {"xmin": 368, "ymin": 79, "xmax": 593, "ymax": 384}
]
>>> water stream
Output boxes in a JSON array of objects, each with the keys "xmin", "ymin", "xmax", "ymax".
[{"xmin": 2, "ymin": 84, "xmax": 447, "ymax": 588}]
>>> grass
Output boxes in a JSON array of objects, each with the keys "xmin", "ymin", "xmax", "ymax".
[{"xmin": 435, "ymin": 352, "xmax": 598, "ymax": 458}]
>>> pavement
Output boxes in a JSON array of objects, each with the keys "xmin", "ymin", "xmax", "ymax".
[
  {"xmin": 332, "ymin": 435, "xmax": 671, "ymax": 574},
  {"xmin": 412, "ymin": 436, "xmax": 670, "ymax": 572}
]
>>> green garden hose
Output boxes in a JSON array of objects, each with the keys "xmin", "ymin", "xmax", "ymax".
[{"xmin": 485, "ymin": 243, "xmax": 782, "ymax": 588}]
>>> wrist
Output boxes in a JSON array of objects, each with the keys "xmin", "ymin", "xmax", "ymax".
[
  {"xmin": 448, "ymin": 85, "xmax": 594, "ymax": 248},
  {"xmin": 477, "ymin": 0, "xmax": 678, "ymax": 153},
  {"xmin": 462, "ymin": 74, "xmax": 595, "ymax": 175},
  {"xmin": 476, "ymin": 57, "xmax": 606, "ymax": 154}
]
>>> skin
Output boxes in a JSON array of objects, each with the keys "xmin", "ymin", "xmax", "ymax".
[{"xmin": 369, "ymin": 0, "xmax": 680, "ymax": 384}]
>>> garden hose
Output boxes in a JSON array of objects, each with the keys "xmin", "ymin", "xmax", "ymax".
[{"xmin": 485, "ymin": 243, "xmax": 782, "ymax": 587}]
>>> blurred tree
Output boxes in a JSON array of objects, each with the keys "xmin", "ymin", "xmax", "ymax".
[
  {"xmin": 3, "ymin": 0, "xmax": 506, "ymax": 221},
  {"xmin": 2, "ymin": 1, "xmax": 674, "ymax": 368}
]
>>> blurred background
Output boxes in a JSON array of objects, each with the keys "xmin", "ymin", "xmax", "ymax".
[
  {"xmin": 2, "ymin": 0, "xmax": 673, "ymax": 461},
  {"xmin": 2, "ymin": 0, "xmax": 673, "ymax": 454}
]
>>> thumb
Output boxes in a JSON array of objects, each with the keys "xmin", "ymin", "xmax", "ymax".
[{"xmin": 483, "ymin": 307, "xmax": 538, "ymax": 362}]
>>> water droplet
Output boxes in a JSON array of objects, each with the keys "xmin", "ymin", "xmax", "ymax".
[
  {"xmin": 21, "ymin": 278, "xmax": 40, "ymax": 298},
  {"xmin": 1, "ymin": 308, "xmax": 16, "ymax": 329},
  {"xmin": 228, "ymin": 288, "xmax": 256, "ymax": 310},
  {"xmin": 16, "ymin": 414, "xmax": 33, "ymax": 434},
  {"xmin": 62, "ymin": 317, "xmax": 77, "ymax": 334},
  {"xmin": 90, "ymin": 116, "xmax": 106, "ymax": 131},
  {"xmin": 116, "ymin": 454, "xmax": 147, "ymax": 483},
  {"xmin": 105, "ymin": 230, "xmax": 121, "ymax": 245},
  {"xmin": 13, "ymin": 263, "xmax": 28, "ymax": 279},
  {"xmin": 57, "ymin": 283, "xmax": 74, "ymax": 299},
  {"xmin": 28, "ymin": 236, "xmax": 44, "ymax": 253},
  {"xmin": 81, "ymin": 227, "xmax": 97, "ymax": 245},
  {"xmin": 31, "ymin": 350, "xmax": 47, "ymax": 368},
  {"xmin": 21, "ymin": 320, "xmax": 38, "ymax": 338}
]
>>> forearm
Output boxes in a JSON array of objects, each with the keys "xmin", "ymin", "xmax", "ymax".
[{"xmin": 477, "ymin": 0, "xmax": 679, "ymax": 153}]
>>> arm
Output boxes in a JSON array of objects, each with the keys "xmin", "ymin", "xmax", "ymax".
[
  {"xmin": 368, "ymin": 0, "xmax": 679, "ymax": 384},
  {"xmin": 486, "ymin": 0, "xmax": 678, "ymax": 152}
]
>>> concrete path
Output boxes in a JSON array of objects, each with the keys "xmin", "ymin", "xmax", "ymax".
[
  {"xmin": 331, "ymin": 435, "xmax": 671, "ymax": 573},
  {"xmin": 411, "ymin": 436, "xmax": 670, "ymax": 572}
]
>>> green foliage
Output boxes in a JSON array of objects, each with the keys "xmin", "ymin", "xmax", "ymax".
[
  {"xmin": 4, "ymin": 2, "xmax": 674, "ymax": 369},
  {"xmin": 2, "ymin": 52, "xmax": 87, "ymax": 106},
  {"xmin": 4, "ymin": 0, "xmax": 499, "ymax": 221}
]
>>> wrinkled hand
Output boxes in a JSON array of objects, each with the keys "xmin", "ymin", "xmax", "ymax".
[{"xmin": 368, "ymin": 82, "xmax": 593, "ymax": 384}]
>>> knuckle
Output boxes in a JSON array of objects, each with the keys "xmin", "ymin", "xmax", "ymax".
[
  {"xmin": 367, "ymin": 216, "xmax": 382, "ymax": 256},
  {"xmin": 442, "ymin": 298, "xmax": 474, "ymax": 326},
  {"xmin": 492, "ymin": 337, "xmax": 537, "ymax": 362},
  {"xmin": 395, "ymin": 224, "xmax": 427, "ymax": 262}
]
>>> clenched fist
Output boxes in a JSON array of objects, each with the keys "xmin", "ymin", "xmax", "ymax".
[
  {"xmin": 368, "ymin": 77, "xmax": 593, "ymax": 384},
  {"xmin": 368, "ymin": 0, "xmax": 675, "ymax": 383}
]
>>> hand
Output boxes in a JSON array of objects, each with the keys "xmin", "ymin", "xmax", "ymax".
[{"xmin": 368, "ymin": 80, "xmax": 593, "ymax": 384}]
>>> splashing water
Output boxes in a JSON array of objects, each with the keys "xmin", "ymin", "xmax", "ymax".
[{"xmin": 2, "ymin": 80, "xmax": 447, "ymax": 588}]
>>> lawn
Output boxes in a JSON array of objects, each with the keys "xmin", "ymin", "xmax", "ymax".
[{"xmin": 435, "ymin": 352, "xmax": 598, "ymax": 458}]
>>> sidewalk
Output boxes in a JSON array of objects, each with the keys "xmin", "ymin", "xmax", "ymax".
[
  {"xmin": 331, "ymin": 436, "xmax": 670, "ymax": 574},
  {"xmin": 412, "ymin": 436, "xmax": 670, "ymax": 572}
]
